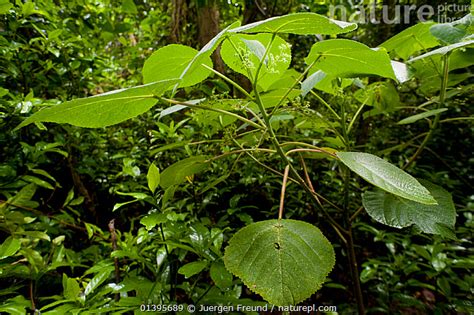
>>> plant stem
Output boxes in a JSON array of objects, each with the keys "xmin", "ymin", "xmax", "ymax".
[
  {"xmin": 404, "ymin": 53, "xmax": 450, "ymax": 169},
  {"xmin": 309, "ymin": 89, "xmax": 341, "ymax": 120},
  {"xmin": 340, "ymin": 97, "xmax": 365, "ymax": 314},
  {"xmin": 278, "ymin": 165, "xmax": 290, "ymax": 219},
  {"xmin": 108, "ymin": 219, "xmax": 120, "ymax": 302},
  {"xmin": 347, "ymin": 227, "xmax": 365, "ymax": 314},
  {"xmin": 201, "ymin": 64, "xmax": 254, "ymax": 100}
]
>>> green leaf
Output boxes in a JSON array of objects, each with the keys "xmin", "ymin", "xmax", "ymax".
[
  {"xmin": 62, "ymin": 274, "xmax": 81, "ymax": 301},
  {"xmin": 305, "ymin": 39, "xmax": 396, "ymax": 80},
  {"xmin": 0, "ymin": 295, "xmax": 30, "ymax": 315},
  {"xmin": 7, "ymin": 183, "xmax": 38, "ymax": 209},
  {"xmin": 224, "ymin": 219, "xmax": 335, "ymax": 306},
  {"xmin": 178, "ymin": 261, "xmax": 208, "ymax": 278},
  {"xmin": 143, "ymin": 45, "xmax": 212, "ymax": 88},
  {"xmin": 0, "ymin": 0, "xmax": 13, "ymax": 14},
  {"xmin": 22, "ymin": 175, "xmax": 54, "ymax": 189},
  {"xmin": 221, "ymin": 34, "xmax": 291, "ymax": 91},
  {"xmin": 210, "ymin": 261, "xmax": 233, "ymax": 290},
  {"xmin": 16, "ymin": 79, "xmax": 179, "ymax": 129},
  {"xmin": 409, "ymin": 39, "xmax": 474, "ymax": 62},
  {"xmin": 362, "ymin": 180, "xmax": 456, "ymax": 238},
  {"xmin": 337, "ymin": 152, "xmax": 437, "ymax": 205},
  {"xmin": 121, "ymin": 0, "xmax": 137, "ymax": 14},
  {"xmin": 140, "ymin": 212, "xmax": 167, "ymax": 230},
  {"xmin": 380, "ymin": 22, "xmax": 439, "ymax": 59},
  {"xmin": 146, "ymin": 163, "xmax": 160, "ymax": 193},
  {"xmin": 397, "ymin": 108, "xmax": 448, "ymax": 125},
  {"xmin": 160, "ymin": 156, "xmax": 209, "ymax": 189},
  {"xmin": 0, "ymin": 237, "xmax": 21, "ymax": 259},
  {"xmin": 231, "ymin": 12, "xmax": 357, "ymax": 35},
  {"xmin": 84, "ymin": 266, "xmax": 114, "ymax": 296},
  {"xmin": 301, "ymin": 70, "xmax": 326, "ymax": 97},
  {"xmin": 430, "ymin": 15, "xmax": 474, "ymax": 44}
]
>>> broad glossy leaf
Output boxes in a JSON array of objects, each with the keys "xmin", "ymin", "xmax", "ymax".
[
  {"xmin": 16, "ymin": 79, "xmax": 179, "ymax": 129},
  {"xmin": 140, "ymin": 213, "xmax": 167, "ymax": 230},
  {"xmin": 142, "ymin": 45, "xmax": 212, "ymax": 87},
  {"xmin": 178, "ymin": 261, "xmax": 208, "ymax": 278},
  {"xmin": 305, "ymin": 39, "xmax": 396, "ymax": 80},
  {"xmin": 146, "ymin": 163, "xmax": 160, "ymax": 193},
  {"xmin": 160, "ymin": 156, "xmax": 209, "ymax": 189},
  {"xmin": 397, "ymin": 108, "xmax": 448, "ymax": 124},
  {"xmin": 84, "ymin": 266, "xmax": 114, "ymax": 296},
  {"xmin": 409, "ymin": 39, "xmax": 474, "ymax": 62},
  {"xmin": 337, "ymin": 152, "xmax": 437, "ymax": 205},
  {"xmin": 362, "ymin": 180, "xmax": 456, "ymax": 238},
  {"xmin": 224, "ymin": 219, "xmax": 335, "ymax": 306},
  {"xmin": 0, "ymin": 237, "xmax": 21, "ymax": 259},
  {"xmin": 221, "ymin": 33, "xmax": 291, "ymax": 90},
  {"xmin": 231, "ymin": 13, "xmax": 357, "ymax": 35},
  {"xmin": 380, "ymin": 22, "xmax": 439, "ymax": 59}
]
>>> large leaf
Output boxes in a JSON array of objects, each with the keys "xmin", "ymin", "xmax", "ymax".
[
  {"xmin": 409, "ymin": 39, "xmax": 474, "ymax": 62},
  {"xmin": 16, "ymin": 79, "xmax": 179, "ymax": 129},
  {"xmin": 230, "ymin": 12, "xmax": 357, "ymax": 35},
  {"xmin": 380, "ymin": 22, "xmax": 439, "ymax": 59},
  {"xmin": 224, "ymin": 219, "xmax": 335, "ymax": 306},
  {"xmin": 337, "ymin": 152, "xmax": 437, "ymax": 205},
  {"xmin": 160, "ymin": 156, "xmax": 209, "ymax": 189},
  {"xmin": 221, "ymin": 33, "xmax": 291, "ymax": 90},
  {"xmin": 305, "ymin": 39, "xmax": 396, "ymax": 80},
  {"xmin": 362, "ymin": 180, "xmax": 456, "ymax": 238},
  {"xmin": 142, "ymin": 44, "xmax": 212, "ymax": 87}
]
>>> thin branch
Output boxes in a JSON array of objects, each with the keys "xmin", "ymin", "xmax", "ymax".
[
  {"xmin": 161, "ymin": 98, "xmax": 265, "ymax": 130},
  {"xmin": 201, "ymin": 64, "xmax": 254, "ymax": 100},
  {"xmin": 108, "ymin": 219, "xmax": 120, "ymax": 302}
]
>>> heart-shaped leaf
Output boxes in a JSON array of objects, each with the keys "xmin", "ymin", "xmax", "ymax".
[
  {"xmin": 362, "ymin": 180, "xmax": 456, "ymax": 238},
  {"xmin": 224, "ymin": 219, "xmax": 335, "ymax": 306},
  {"xmin": 337, "ymin": 152, "xmax": 437, "ymax": 205}
]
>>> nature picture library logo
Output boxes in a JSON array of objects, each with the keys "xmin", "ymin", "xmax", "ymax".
[{"xmin": 328, "ymin": 1, "xmax": 472, "ymax": 24}]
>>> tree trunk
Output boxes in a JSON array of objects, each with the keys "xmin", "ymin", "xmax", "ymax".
[
  {"xmin": 170, "ymin": 0, "xmax": 187, "ymax": 44},
  {"xmin": 197, "ymin": 0, "xmax": 225, "ymax": 73}
]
